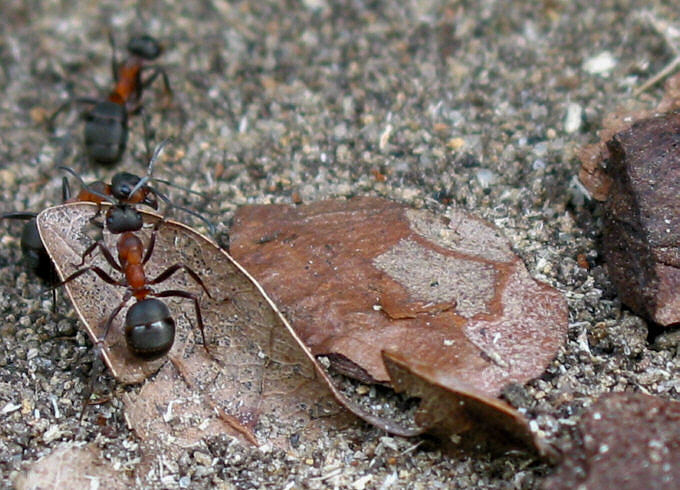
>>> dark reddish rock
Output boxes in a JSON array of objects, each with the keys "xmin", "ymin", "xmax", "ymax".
[
  {"xmin": 230, "ymin": 196, "xmax": 567, "ymax": 398},
  {"xmin": 544, "ymin": 393, "xmax": 680, "ymax": 489},
  {"xmin": 601, "ymin": 113, "xmax": 680, "ymax": 326}
]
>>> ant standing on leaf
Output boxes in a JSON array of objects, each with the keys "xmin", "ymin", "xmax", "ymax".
[
  {"xmin": 50, "ymin": 33, "xmax": 172, "ymax": 165},
  {"xmin": 0, "ymin": 137, "xmax": 208, "ymax": 307},
  {"xmin": 52, "ymin": 139, "xmax": 215, "ymax": 360}
]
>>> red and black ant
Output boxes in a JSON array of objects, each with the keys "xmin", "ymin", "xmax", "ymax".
[
  {"xmin": 50, "ymin": 33, "xmax": 171, "ymax": 165},
  {"xmin": 50, "ymin": 142, "xmax": 213, "ymax": 360}
]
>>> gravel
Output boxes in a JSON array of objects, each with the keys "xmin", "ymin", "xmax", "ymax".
[{"xmin": 1, "ymin": 1, "xmax": 679, "ymax": 488}]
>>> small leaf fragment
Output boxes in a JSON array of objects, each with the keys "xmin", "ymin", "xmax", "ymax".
[
  {"xmin": 383, "ymin": 351, "xmax": 550, "ymax": 456},
  {"xmin": 15, "ymin": 444, "xmax": 130, "ymax": 490}
]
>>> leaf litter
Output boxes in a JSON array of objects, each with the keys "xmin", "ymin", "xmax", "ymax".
[
  {"xmin": 26, "ymin": 197, "xmax": 565, "ymax": 483},
  {"xmin": 31, "ymin": 202, "xmax": 408, "ymax": 483},
  {"xmin": 230, "ymin": 196, "xmax": 566, "ymax": 453}
]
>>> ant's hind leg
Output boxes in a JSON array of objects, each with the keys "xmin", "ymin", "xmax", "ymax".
[{"xmin": 154, "ymin": 289, "xmax": 208, "ymax": 353}]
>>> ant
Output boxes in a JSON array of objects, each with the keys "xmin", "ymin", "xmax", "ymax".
[
  {"xmin": 50, "ymin": 33, "xmax": 171, "ymax": 165},
  {"xmin": 50, "ymin": 141, "xmax": 213, "ymax": 360},
  {"xmin": 1, "ymin": 177, "xmax": 72, "ymax": 293},
  {"xmin": 0, "ymin": 172, "xmax": 158, "ymax": 294}
]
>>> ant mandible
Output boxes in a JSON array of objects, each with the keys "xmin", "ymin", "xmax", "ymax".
[
  {"xmin": 50, "ymin": 33, "xmax": 172, "ymax": 165},
  {"xmin": 50, "ymin": 142, "xmax": 213, "ymax": 360}
]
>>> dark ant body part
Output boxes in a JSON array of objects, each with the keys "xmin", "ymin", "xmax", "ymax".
[
  {"xmin": 1, "ymin": 178, "xmax": 72, "ymax": 286},
  {"xmin": 50, "ymin": 33, "xmax": 171, "ymax": 165},
  {"xmin": 1, "ymin": 213, "xmax": 55, "ymax": 284}
]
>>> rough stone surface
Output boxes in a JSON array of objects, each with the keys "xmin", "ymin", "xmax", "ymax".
[
  {"xmin": 602, "ymin": 113, "xmax": 680, "ymax": 326},
  {"xmin": 543, "ymin": 392, "xmax": 680, "ymax": 489}
]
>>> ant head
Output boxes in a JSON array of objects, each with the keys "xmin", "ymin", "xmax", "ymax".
[
  {"xmin": 106, "ymin": 204, "xmax": 144, "ymax": 234},
  {"xmin": 127, "ymin": 35, "xmax": 163, "ymax": 60},
  {"xmin": 111, "ymin": 172, "xmax": 158, "ymax": 209}
]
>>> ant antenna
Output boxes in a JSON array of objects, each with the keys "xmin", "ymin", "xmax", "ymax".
[
  {"xmin": 153, "ymin": 189, "xmax": 216, "ymax": 235},
  {"xmin": 152, "ymin": 177, "xmax": 208, "ymax": 199},
  {"xmin": 58, "ymin": 166, "xmax": 117, "ymax": 205},
  {"xmin": 129, "ymin": 138, "xmax": 216, "ymax": 235},
  {"xmin": 131, "ymin": 137, "xmax": 207, "ymax": 198},
  {"xmin": 128, "ymin": 136, "xmax": 174, "ymax": 198}
]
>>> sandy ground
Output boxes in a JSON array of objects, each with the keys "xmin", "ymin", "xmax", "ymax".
[{"xmin": 1, "ymin": 0, "xmax": 679, "ymax": 488}]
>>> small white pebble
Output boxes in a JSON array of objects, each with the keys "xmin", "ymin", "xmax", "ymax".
[
  {"xmin": 476, "ymin": 168, "xmax": 497, "ymax": 188},
  {"xmin": 352, "ymin": 474, "xmax": 372, "ymax": 490},
  {"xmin": 1, "ymin": 402, "xmax": 21, "ymax": 415},
  {"xmin": 564, "ymin": 102, "xmax": 583, "ymax": 133},
  {"xmin": 583, "ymin": 51, "xmax": 617, "ymax": 76}
]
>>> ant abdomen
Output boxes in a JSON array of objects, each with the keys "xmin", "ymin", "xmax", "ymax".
[
  {"xmin": 84, "ymin": 101, "xmax": 128, "ymax": 165},
  {"xmin": 125, "ymin": 298, "xmax": 175, "ymax": 360},
  {"xmin": 20, "ymin": 218, "xmax": 55, "ymax": 283}
]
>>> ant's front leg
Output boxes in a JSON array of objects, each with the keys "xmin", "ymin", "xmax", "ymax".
[
  {"xmin": 142, "ymin": 66, "xmax": 172, "ymax": 97},
  {"xmin": 75, "ymin": 240, "xmax": 122, "ymax": 272},
  {"xmin": 45, "ymin": 264, "xmax": 125, "ymax": 296},
  {"xmin": 46, "ymin": 97, "xmax": 100, "ymax": 131},
  {"xmin": 79, "ymin": 290, "xmax": 131, "ymax": 420},
  {"xmin": 108, "ymin": 30, "xmax": 120, "ymax": 84}
]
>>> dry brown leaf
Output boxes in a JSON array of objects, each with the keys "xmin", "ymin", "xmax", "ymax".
[
  {"xmin": 15, "ymin": 444, "xmax": 130, "ymax": 490},
  {"xmin": 37, "ymin": 202, "xmax": 427, "ymax": 481},
  {"xmin": 383, "ymin": 351, "xmax": 550, "ymax": 456},
  {"xmin": 230, "ymin": 196, "xmax": 567, "ymax": 399}
]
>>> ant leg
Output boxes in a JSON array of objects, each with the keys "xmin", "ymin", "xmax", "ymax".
[
  {"xmin": 154, "ymin": 289, "xmax": 208, "ymax": 353},
  {"xmin": 142, "ymin": 222, "xmax": 159, "ymax": 265},
  {"xmin": 141, "ymin": 66, "xmax": 172, "ymax": 96},
  {"xmin": 46, "ymin": 265, "xmax": 125, "ymax": 295},
  {"xmin": 47, "ymin": 97, "xmax": 100, "ymax": 131},
  {"xmin": 108, "ymin": 30, "xmax": 119, "ymax": 83},
  {"xmin": 50, "ymin": 267, "xmax": 58, "ymax": 314},
  {"xmin": 75, "ymin": 240, "xmax": 122, "ymax": 272},
  {"xmin": 79, "ymin": 290, "xmax": 131, "ymax": 419},
  {"xmin": 138, "ymin": 106, "xmax": 153, "ymax": 162},
  {"xmin": 148, "ymin": 263, "xmax": 213, "ymax": 299},
  {"xmin": 79, "ymin": 349, "xmax": 106, "ymax": 420},
  {"xmin": 1, "ymin": 212, "xmax": 37, "ymax": 221},
  {"xmin": 46, "ymin": 99, "xmax": 73, "ymax": 131},
  {"xmin": 61, "ymin": 176, "xmax": 71, "ymax": 201},
  {"xmin": 99, "ymin": 290, "xmax": 132, "ymax": 343}
]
